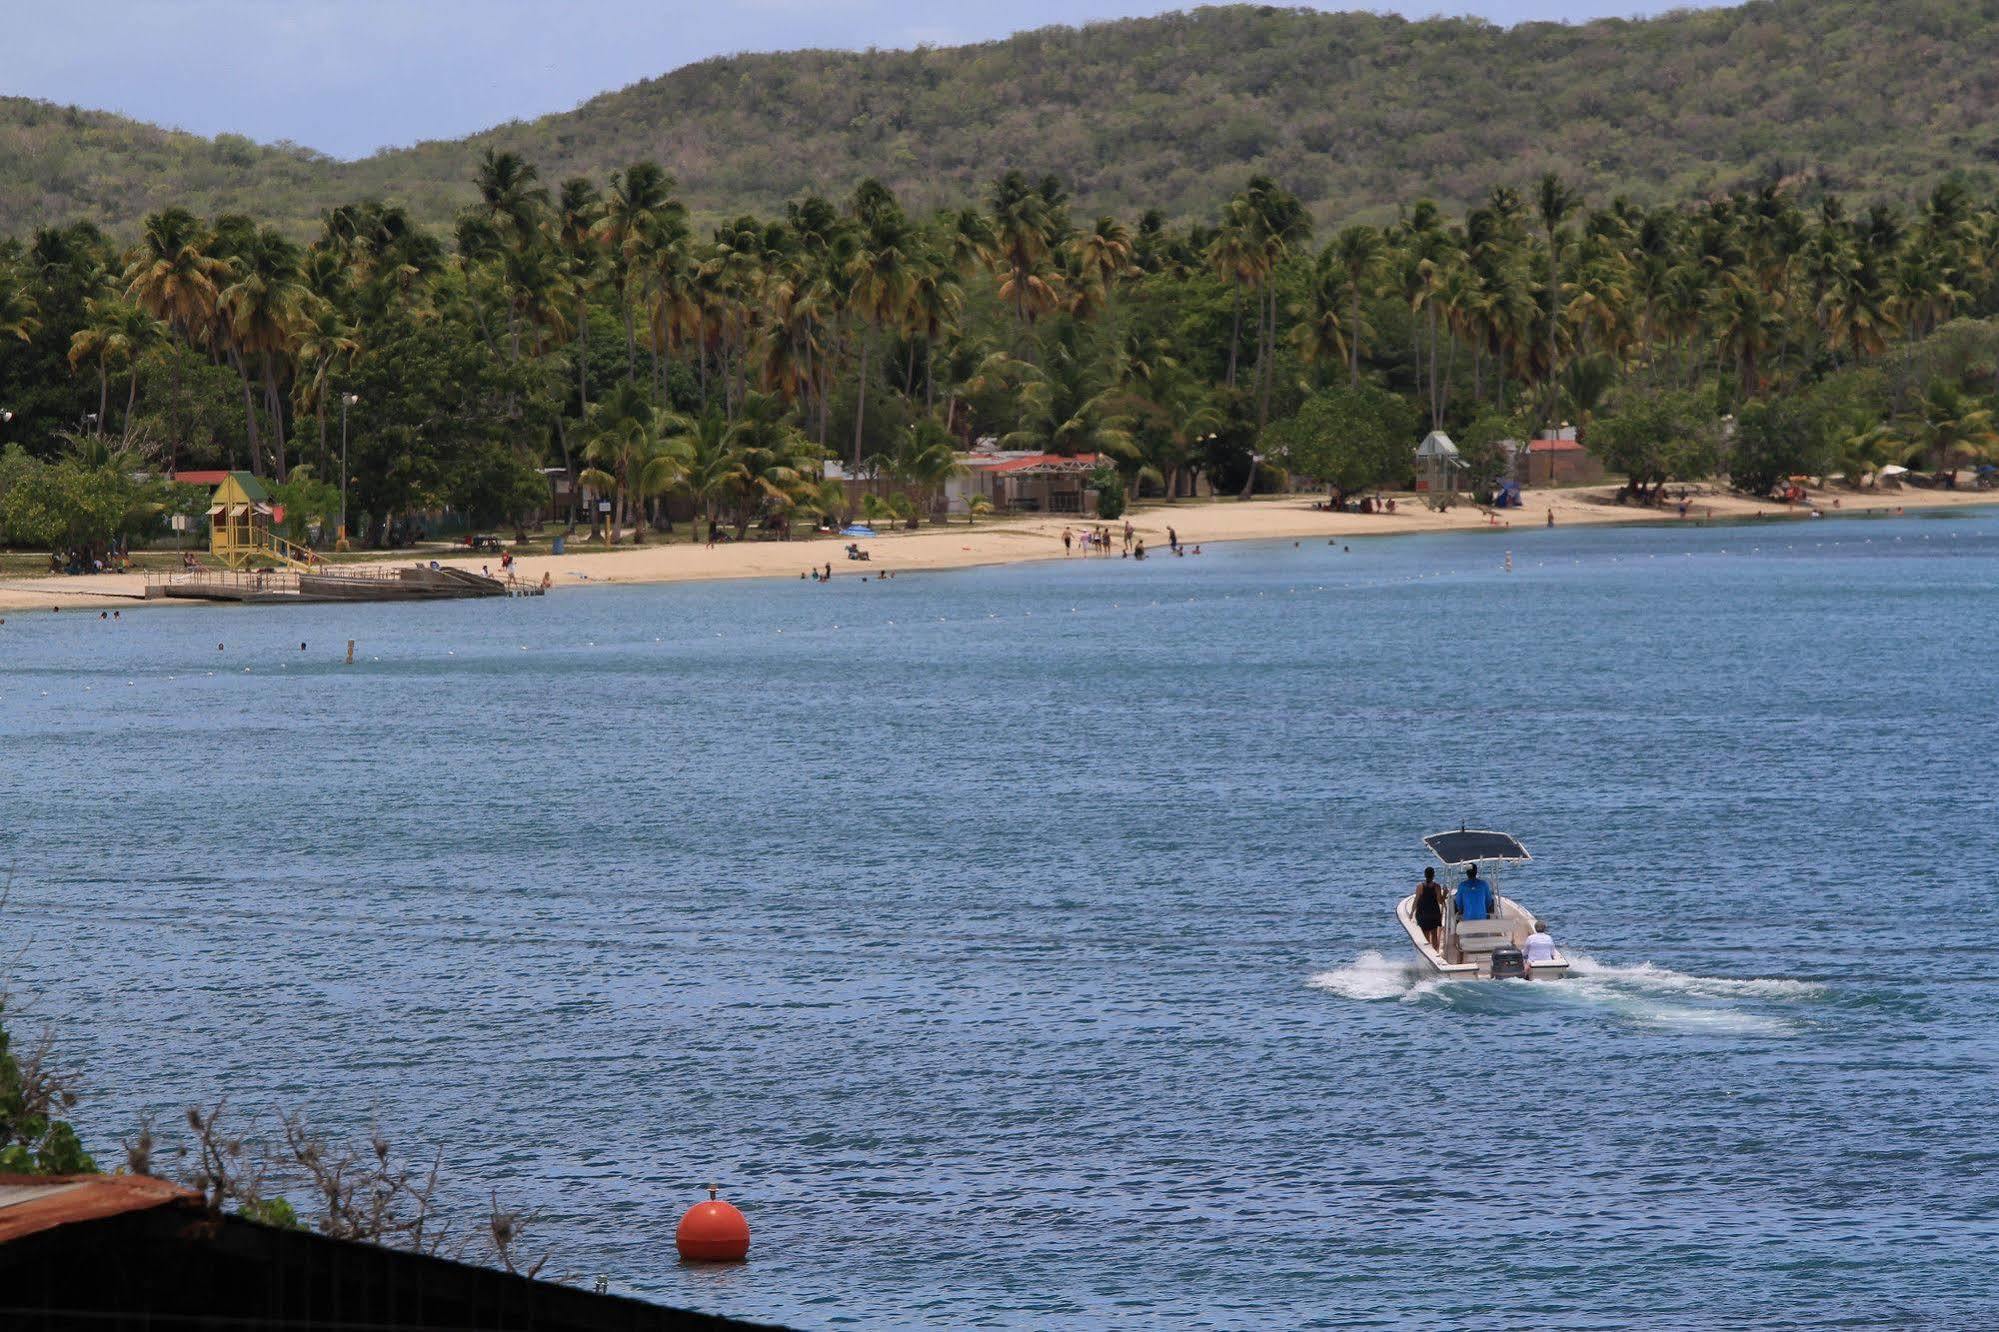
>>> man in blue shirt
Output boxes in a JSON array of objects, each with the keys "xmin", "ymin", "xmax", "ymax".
[{"xmin": 1456, "ymin": 864, "xmax": 1493, "ymax": 921}]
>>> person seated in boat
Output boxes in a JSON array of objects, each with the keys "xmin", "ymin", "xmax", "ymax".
[
  {"xmin": 1522, "ymin": 919, "xmax": 1558, "ymax": 970},
  {"xmin": 1455, "ymin": 864, "xmax": 1493, "ymax": 921},
  {"xmin": 1414, "ymin": 868, "xmax": 1446, "ymax": 951}
]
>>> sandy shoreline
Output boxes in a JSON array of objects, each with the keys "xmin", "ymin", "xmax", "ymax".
[{"xmin": 2, "ymin": 483, "xmax": 1993, "ymax": 615}]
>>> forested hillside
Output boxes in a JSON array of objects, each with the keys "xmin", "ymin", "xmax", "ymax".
[{"xmin": 7, "ymin": 1, "xmax": 1999, "ymax": 238}]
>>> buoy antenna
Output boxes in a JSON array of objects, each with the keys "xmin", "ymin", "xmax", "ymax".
[{"xmin": 707, "ymin": 1182, "xmax": 719, "ymax": 1201}]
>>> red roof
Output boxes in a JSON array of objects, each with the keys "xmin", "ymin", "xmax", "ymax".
[
  {"xmin": 170, "ymin": 470, "xmax": 230, "ymax": 487},
  {"xmin": 0, "ymin": 1173, "xmax": 195, "ymax": 1244},
  {"xmin": 987, "ymin": 452, "xmax": 1102, "ymax": 475},
  {"xmin": 1526, "ymin": 439, "xmax": 1586, "ymax": 454}
]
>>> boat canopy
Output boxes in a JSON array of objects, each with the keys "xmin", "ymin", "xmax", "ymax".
[{"xmin": 1424, "ymin": 828, "xmax": 1530, "ymax": 866}]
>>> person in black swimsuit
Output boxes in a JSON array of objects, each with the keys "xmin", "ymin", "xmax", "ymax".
[{"xmin": 1414, "ymin": 867, "xmax": 1446, "ymax": 951}]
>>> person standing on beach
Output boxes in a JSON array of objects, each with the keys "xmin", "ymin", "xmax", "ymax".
[
  {"xmin": 1062, "ymin": 527, "xmax": 1073, "ymax": 555},
  {"xmin": 1167, "ymin": 525, "xmax": 1179, "ymax": 554},
  {"xmin": 1122, "ymin": 519, "xmax": 1134, "ymax": 553}
]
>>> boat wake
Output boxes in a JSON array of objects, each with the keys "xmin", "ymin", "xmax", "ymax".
[
  {"xmin": 1306, "ymin": 951, "xmax": 1442, "ymax": 1002},
  {"xmin": 1308, "ymin": 950, "xmax": 1822, "ymax": 1035}
]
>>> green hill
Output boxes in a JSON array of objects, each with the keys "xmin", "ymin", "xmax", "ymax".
[{"xmin": 7, "ymin": 0, "xmax": 1999, "ymax": 238}]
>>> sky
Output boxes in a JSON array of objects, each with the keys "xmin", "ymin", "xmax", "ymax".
[{"xmin": 7, "ymin": 1, "xmax": 1725, "ymax": 160}]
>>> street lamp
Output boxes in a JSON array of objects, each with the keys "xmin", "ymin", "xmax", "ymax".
[{"xmin": 339, "ymin": 393, "xmax": 361, "ymax": 546}]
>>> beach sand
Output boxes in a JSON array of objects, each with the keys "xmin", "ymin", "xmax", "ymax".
[{"xmin": 2, "ymin": 483, "xmax": 1992, "ymax": 614}]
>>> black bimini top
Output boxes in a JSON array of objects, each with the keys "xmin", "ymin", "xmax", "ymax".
[{"xmin": 1424, "ymin": 829, "xmax": 1531, "ymax": 866}]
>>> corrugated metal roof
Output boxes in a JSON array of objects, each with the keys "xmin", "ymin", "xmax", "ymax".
[
  {"xmin": 987, "ymin": 452, "xmax": 1101, "ymax": 475},
  {"xmin": 0, "ymin": 1173, "xmax": 195, "ymax": 1244}
]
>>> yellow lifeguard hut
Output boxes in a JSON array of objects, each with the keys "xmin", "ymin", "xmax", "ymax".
[{"xmin": 206, "ymin": 472, "xmax": 312, "ymax": 570}]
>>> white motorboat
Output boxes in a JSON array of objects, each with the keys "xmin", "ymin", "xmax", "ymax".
[{"xmin": 1396, "ymin": 828, "xmax": 1569, "ymax": 979}]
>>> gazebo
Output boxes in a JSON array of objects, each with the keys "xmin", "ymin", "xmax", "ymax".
[{"xmin": 1414, "ymin": 431, "xmax": 1466, "ymax": 493}]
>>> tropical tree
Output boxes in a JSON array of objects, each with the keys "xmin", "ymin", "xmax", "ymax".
[
  {"xmin": 68, "ymin": 299, "xmax": 164, "ymax": 440},
  {"xmin": 581, "ymin": 379, "xmax": 671, "ymax": 541},
  {"xmin": 217, "ymin": 226, "xmax": 313, "ymax": 477},
  {"xmin": 1535, "ymin": 172, "xmax": 1581, "ymax": 411},
  {"xmin": 601, "ymin": 161, "xmax": 681, "ymax": 381},
  {"xmin": 987, "ymin": 171, "xmax": 1066, "ymax": 337},
  {"xmin": 845, "ymin": 185, "xmax": 918, "ymax": 464}
]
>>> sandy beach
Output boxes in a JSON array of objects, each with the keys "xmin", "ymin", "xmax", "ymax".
[{"xmin": 2, "ymin": 483, "xmax": 1993, "ymax": 615}]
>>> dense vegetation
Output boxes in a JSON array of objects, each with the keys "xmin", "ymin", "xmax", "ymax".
[
  {"xmin": 10, "ymin": 2, "xmax": 1999, "ymax": 240},
  {"xmin": 4, "ymin": 144, "xmax": 1999, "ymax": 552}
]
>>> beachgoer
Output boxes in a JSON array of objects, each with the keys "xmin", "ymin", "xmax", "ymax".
[
  {"xmin": 1133, "ymin": 538, "xmax": 1146, "ymax": 560},
  {"xmin": 1168, "ymin": 525, "xmax": 1179, "ymax": 553},
  {"xmin": 1456, "ymin": 864, "xmax": 1493, "ymax": 922},
  {"xmin": 1546, "ymin": 510, "xmax": 1555, "ymax": 527},
  {"xmin": 1062, "ymin": 527, "xmax": 1073, "ymax": 554},
  {"xmin": 1522, "ymin": 919, "xmax": 1558, "ymax": 970},
  {"xmin": 1414, "ymin": 868, "xmax": 1447, "ymax": 951},
  {"xmin": 1123, "ymin": 519, "xmax": 1134, "ymax": 552}
]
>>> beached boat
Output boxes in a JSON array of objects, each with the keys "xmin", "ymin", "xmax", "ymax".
[{"xmin": 1395, "ymin": 828, "xmax": 1569, "ymax": 979}]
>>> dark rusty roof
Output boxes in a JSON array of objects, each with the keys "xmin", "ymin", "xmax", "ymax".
[{"xmin": 0, "ymin": 1173, "xmax": 196, "ymax": 1244}]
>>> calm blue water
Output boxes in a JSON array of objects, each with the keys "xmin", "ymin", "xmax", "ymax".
[{"xmin": 3, "ymin": 510, "xmax": 1996, "ymax": 1329}]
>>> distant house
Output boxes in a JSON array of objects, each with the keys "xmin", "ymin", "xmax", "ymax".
[
  {"xmin": 0, "ymin": 1173, "xmax": 773, "ymax": 1330},
  {"xmin": 949, "ymin": 451, "xmax": 1104, "ymax": 516},
  {"xmin": 1518, "ymin": 426, "xmax": 1604, "ymax": 486},
  {"xmin": 1413, "ymin": 431, "xmax": 1466, "ymax": 493}
]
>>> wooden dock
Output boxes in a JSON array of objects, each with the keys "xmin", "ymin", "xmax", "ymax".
[{"xmin": 150, "ymin": 565, "xmax": 545, "ymax": 604}]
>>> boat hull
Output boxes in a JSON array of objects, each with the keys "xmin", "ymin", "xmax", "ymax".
[{"xmin": 1396, "ymin": 893, "xmax": 1569, "ymax": 979}]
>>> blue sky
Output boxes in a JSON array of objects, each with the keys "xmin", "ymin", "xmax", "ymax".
[{"xmin": 8, "ymin": 1, "xmax": 1727, "ymax": 159}]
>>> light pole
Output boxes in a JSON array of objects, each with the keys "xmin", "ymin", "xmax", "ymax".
[{"xmin": 339, "ymin": 393, "xmax": 360, "ymax": 546}]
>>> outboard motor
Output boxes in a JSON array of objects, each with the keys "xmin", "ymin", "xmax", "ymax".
[{"xmin": 1488, "ymin": 946, "xmax": 1527, "ymax": 979}]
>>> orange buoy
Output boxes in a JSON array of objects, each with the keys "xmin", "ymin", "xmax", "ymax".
[{"xmin": 676, "ymin": 1184, "xmax": 750, "ymax": 1262}]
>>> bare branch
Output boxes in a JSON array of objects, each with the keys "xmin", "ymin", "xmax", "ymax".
[{"xmin": 487, "ymin": 1190, "xmax": 550, "ymax": 1279}]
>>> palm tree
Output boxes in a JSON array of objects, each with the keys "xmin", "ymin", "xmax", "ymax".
[
  {"xmin": 722, "ymin": 390, "xmax": 824, "ymax": 537},
  {"xmin": 1710, "ymin": 276, "xmax": 1776, "ymax": 394},
  {"xmin": 1239, "ymin": 176, "xmax": 1311, "ymax": 436},
  {"xmin": 122, "ymin": 208, "xmax": 227, "ymax": 452},
  {"xmin": 1535, "ymin": 172, "xmax": 1580, "ymax": 412},
  {"xmin": 1068, "ymin": 216, "xmax": 1134, "ymax": 324},
  {"xmin": 902, "ymin": 254, "xmax": 962, "ymax": 412},
  {"xmin": 473, "ymin": 149, "xmax": 550, "ymax": 248},
  {"xmin": 987, "ymin": 170, "xmax": 1065, "ymax": 339},
  {"xmin": 845, "ymin": 189, "xmax": 918, "ymax": 466},
  {"xmin": 555, "ymin": 176, "xmax": 603, "ymax": 396},
  {"xmin": 882, "ymin": 418, "xmax": 963, "ymax": 522},
  {"xmin": 1326, "ymin": 225, "xmax": 1385, "ymax": 387},
  {"xmin": 218, "ymin": 226, "xmax": 312, "ymax": 478},
  {"xmin": 1207, "ymin": 205, "xmax": 1258, "ymax": 388},
  {"xmin": 1907, "ymin": 378, "xmax": 1997, "ymax": 475},
  {"xmin": 601, "ymin": 162, "xmax": 682, "ymax": 381},
  {"xmin": 0, "ymin": 257, "xmax": 41, "ymax": 344},
  {"xmin": 291, "ymin": 305, "xmax": 361, "ymax": 472},
  {"xmin": 581, "ymin": 379, "xmax": 674, "ymax": 542},
  {"xmin": 68, "ymin": 298, "xmax": 164, "ymax": 440}
]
